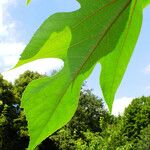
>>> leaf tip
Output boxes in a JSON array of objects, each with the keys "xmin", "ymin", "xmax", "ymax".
[{"xmin": 26, "ymin": 0, "xmax": 31, "ymax": 6}]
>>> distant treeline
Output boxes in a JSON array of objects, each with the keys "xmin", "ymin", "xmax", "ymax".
[{"xmin": 0, "ymin": 71, "xmax": 150, "ymax": 150}]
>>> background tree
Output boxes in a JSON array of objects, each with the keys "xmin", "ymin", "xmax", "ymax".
[
  {"xmin": 0, "ymin": 71, "xmax": 44, "ymax": 150},
  {"xmin": 0, "ymin": 74, "xmax": 21, "ymax": 149},
  {"xmin": 14, "ymin": 71, "xmax": 44, "ymax": 101},
  {"xmin": 0, "ymin": 74, "xmax": 16, "ymax": 105},
  {"xmin": 97, "ymin": 96, "xmax": 150, "ymax": 149},
  {"xmin": 0, "ymin": 71, "xmax": 150, "ymax": 150},
  {"xmin": 50, "ymin": 89, "xmax": 113, "ymax": 150},
  {"xmin": 122, "ymin": 96, "xmax": 150, "ymax": 141},
  {"xmin": 135, "ymin": 124, "xmax": 150, "ymax": 150}
]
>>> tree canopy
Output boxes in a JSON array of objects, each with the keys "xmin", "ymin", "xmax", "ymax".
[{"xmin": 0, "ymin": 71, "xmax": 150, "ymax": 150}]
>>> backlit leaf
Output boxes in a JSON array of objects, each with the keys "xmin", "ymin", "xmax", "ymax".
[
  {"xmin": 143, "ymin": 0, "xmax": 150, "ymax": 8},
  {"xmin": 13, "ymin": 0, "xmax": 148, "ymax": 149},
  {"xmin": 99, "ymin": 0, "xmax": 143, "ymax": 111}
]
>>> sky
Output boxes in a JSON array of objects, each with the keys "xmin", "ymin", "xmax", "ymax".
[{"xmin": 0, "ymin": 0, "xmax": 150, "ymax": 115}]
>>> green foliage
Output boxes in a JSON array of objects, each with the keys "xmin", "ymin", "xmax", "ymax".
[
  {"xmin": 0, "ymin": 72, "xmax": 150, "ymax": 149},
  {"xmin": 49, "ymin": 89, "xmax": 107, "ymax": 150},
  {"xmin": 0, "ymin": 75, "xmax": 16, "ymax": 105},
  {"xmin": 12, "ymin": 0, "xmax": 149, "ymax": 148},
  {"xmin": 143, "ymin": 0, "xmax": 150, "ymax": 8},
  {"xmin": 0, "ymin": 75, "xmax": 25, "ymax": 149},
  {"xmin": 14, "ymin": 70, "xmax": 43, "ymax": 101},
  {"xmin": 68, "ymin": 89, "xmax": 104, "ymax": 133},
  {"xmin": 97, "ymin": 97, "xmax": 150, "ymax": 149},
  {"xmin": 74, "ymin": 130, "xmax": 102, "ymax": 150},
  {"xmin": 135, "ymin": 125, "xmax": 150, "ymax": 149},
  {"xmin": 50, "ymin": 128, "xmax": 76, "ymax": 150},
  {"xmin": 122, "ymin": 97, "xmax": 150, "ymax": 141}
]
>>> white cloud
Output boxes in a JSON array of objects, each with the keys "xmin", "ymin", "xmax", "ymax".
[
  {"xmin": 112, "ymin": 97, "xmax": 133, "ymax": 116},
  {"xmin": 2, "ymin": 58, "xmax": 63, "ymax": 82},
  {"xmin": 0, "ymin": 0, "xmax": 17, "ymax": 40},
  {"xmin": 0, "ymin": 42, "xmax": 25, "ymax": 72},
  {"xmin": 144, "ymin": 65, "xmax": 150, "ymax": 74},
  {"xmin": 145, "ymin": 86, "xmax": 150, "ymax": 90},
  {"xmin": 0, "ymin": 0, "xmax": 23, "ymax": 74}
]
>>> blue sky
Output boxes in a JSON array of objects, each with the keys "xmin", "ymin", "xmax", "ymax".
[{"xmin": 0, "ymin": 0, "xmax": 150, "ymax": 115}]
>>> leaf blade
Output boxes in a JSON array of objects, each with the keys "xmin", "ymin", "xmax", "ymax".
[
  {"xmin": 15, "ymin": 0, "xmax": 136, "ymax": 149},
  {"xmin": 99, "ymin": 0, "xmax": 143, "ymax": 111},
  {"xmin": 143, "ymin": 0, "xmax": 150, "ymax": 8},
  {"xmin": 22, "ymin": 65, "xmax": 94, "ymax": 150}
]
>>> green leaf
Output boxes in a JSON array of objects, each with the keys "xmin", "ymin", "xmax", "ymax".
[
  {"xmin": 21, "ymin": 69, "xmax": 85, "ymax": 150},
  {"xmin": 99, "ymin": 0, "xmax": 143, "ymax": 111},
  {"xmin": 26, "ymin": 0, "xmax": 31, "ymax": 6},
  {"xmin": 13, "ymin": 0, "xmax": 146, "ymax": 149},
  {"xmin": 143, "ymin": 0, "xmax": 150, "ymax": 8},
  {"xmin": 15, "ymin": 27, "xmax": 72, "ymax": 67}
]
